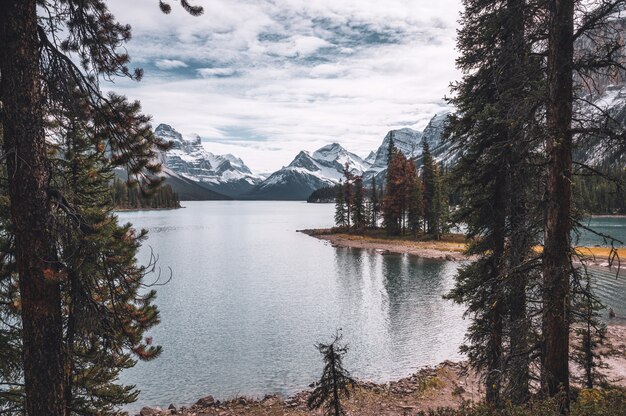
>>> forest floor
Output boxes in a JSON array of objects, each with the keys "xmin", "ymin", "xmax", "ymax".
[{"xmin": 138, "ymin": 325, "xmax": 626, "ymax": 415}]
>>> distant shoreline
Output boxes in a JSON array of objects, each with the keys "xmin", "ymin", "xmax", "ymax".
[
  {"xmin": 114, "ymin": 206, "xmax": 183, "ymax": 212},
  {"xmin": 298, "ymin": 228, "xmax": 471, "ymax": 261},
  {"xmin": 300, "ymin": 228, "xmax": 626, "ymax": 269},
  {"xmin": 590, "ymin": 214, "xmax": 626, "ymax": 218}
]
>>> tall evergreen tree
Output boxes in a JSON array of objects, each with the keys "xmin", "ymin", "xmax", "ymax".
[
  {"xmin": 407, "ymin": 176, "xmax": 425, "ymax": 238},
  {"xmin": 370, "ymin": 178, "xmax": 380, "ymax": 228},
  {"xmin": 0, "ymin": 1, "xmax": 201, "ymax": 414},
  {"xmin": 352, "ymin": 176, "xmax": 367, "ymax": 229},
  {"xmin": 422, "ymin": 141, "xmax": 437, "ymax": 235},
  {"xmin": 542, "ymin": 0, "xmax": 575, "ymax": 404},
  {"xmin": 335, "ymin": 181, "xmax": 348, "ymax": 228},
  {"xmin": 342, "ymin": 164, "xmax": 354, "ymax": 227},
  {"xmin": 445, "ymin": 0, "xmax": 544, "ymax": 405}
]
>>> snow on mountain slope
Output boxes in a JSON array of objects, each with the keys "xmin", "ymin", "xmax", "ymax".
[
  {"xmin": 245, "ymin": 143, "xmax": 370, "ymax": 200},
  {"xmin": 155, "ymin": 124, "xmax": 263, "ymax": 198},
  {"xmin": 576, "ymin": 83, "xmax": 626, "ymax": 167},
  {"xmin": 363, "ymin": 111, "xmax": 452, "ymax": 182}
]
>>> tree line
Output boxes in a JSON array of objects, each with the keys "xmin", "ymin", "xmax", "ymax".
[
  {"xmin": 333, "ymin": 137, "xmax": 450, "ymax": 240},
  {"xmin": 111, "ymin": 177, "xmax": 181, "ymax": 210}
]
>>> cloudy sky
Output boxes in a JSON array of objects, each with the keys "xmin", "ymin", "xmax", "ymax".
[{"xmin": 107, "ymin": 0, "xmax": 462, "ymax": 173}]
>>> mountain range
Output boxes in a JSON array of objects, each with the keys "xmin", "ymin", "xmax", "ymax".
[
  {"xmin": 153, "ymin": 109, "xmax": 451, "ymax": 201},
  {"xmin": 153, "ymin": 80, "xmax": 626, "ymax": 201}
]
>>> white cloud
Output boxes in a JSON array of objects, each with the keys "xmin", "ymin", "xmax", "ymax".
[
  {"xmin": 154, "ymin": 59, "xmax": 189, "ymax": 70},
  {"xmin": 105, "ymin": 0, "xmax": 463, "ymax": 173},
  {"xmin": 197, "ymin": 68, "xmax": 239, "ymax": 78}
]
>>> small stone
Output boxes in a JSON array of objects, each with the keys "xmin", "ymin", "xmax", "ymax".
[
  {"xmin": 195, "ymin": 395, "xmax": 215, "ymax": 407},
  {"xmin": 139, "ymin": 407, "xmax": 158, "ymax": 416}
]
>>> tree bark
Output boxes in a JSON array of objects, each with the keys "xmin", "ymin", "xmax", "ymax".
[
  {"xmin": 543, "ymin": 0, "xmax": 574, "ymax": 408},
  {"xmin": 0, "ymin": 1, "xmax": 66, "ymax": 415}
]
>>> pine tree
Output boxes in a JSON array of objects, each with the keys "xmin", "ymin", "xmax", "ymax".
[
  {"xmin": 444, "ymin": 0, "xmax": 544, "ymax": 405},
  {"xmin": 370, "ymin": 178, "xmax": 380, "ymax": 228},
  {"xmin": 343, "ymin": 164, "xmax": 354, "ymax": 227},
  {"xmin": 422, "ymin": 141, "xmax": 437, "ymax": 235},
  {"xmin": 0, "ymin": 2, "xmax": 201, "ymax": 414},
  {"xmin": 352, "ymin": 176, "xmax": 367, "ymax": 230},
  {"xmin": 334, "ymin": 181, "xmax": 348, "ymax": 228},
  {"xmin": 407, "ymin": 176, "xmax": 425, "ymax": 238},
  {"xmin": 571, "ymin": 269, "xmax": 608, "ymax": 390},
  {"xmin": 383, "ymin": 151, "xmax": 405, "ymax": 235},
  {"xmin": 308, "ymin": 332, "xmax": 354, "ymax": 416},
  {"xmin": 54, "ymin": 119, "xmax": 163, "ymax": 415}
]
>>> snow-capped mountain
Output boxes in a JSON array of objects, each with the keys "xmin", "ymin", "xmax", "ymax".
[
  {"xmin": 244, "ymin": 143, "xmax": 370, "ymax": 200},
  {"xmin": 155, "ymin": 124, "xmax": 263, "ymax": 198},
  {"xmin": 576, "ymin": 83, "xmax": 626, "ymax": 167},
  {"xmin": 363, "ymin": 111, "xmax": 452, "ymax": 182}
]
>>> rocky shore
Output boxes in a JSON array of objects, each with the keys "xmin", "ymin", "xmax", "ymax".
[
  {"xmin": 134, "ymin": 361, "xmax": 480, "ymax": 416},
  {"xmin": 135, "ymin": 325, "xmax": 626, "ymax": 416}
]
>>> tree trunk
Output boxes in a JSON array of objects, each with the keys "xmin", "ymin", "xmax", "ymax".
[
  {"xmin": 543, "ymin": 0, "xmax": 574, "ymax": 408},
  {"xmin": 0, "ymin": 1, "xmax": 66, "ymax": 415}
]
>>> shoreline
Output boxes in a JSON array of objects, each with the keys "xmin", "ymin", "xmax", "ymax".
[
  {"xmin": 298, "ymin": 229, "xmax": 471, "ymax": 261},
  {"xmin": 114, "ymin": 206, "xmax": 183, "ymax": 212},
  {"xmin": 136, "ymin": 325, "xmax": 626, "ymax": 415},
  {"xmin": 299, "ymin": 229, "xmax": 626, "ymax": 270}
]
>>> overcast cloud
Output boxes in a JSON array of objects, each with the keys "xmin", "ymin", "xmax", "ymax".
[{"xmin": 106, "ymin": 0, "xmax": 462, "ymax": 172}]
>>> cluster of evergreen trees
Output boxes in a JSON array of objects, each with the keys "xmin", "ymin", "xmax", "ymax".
[
  {"xmin": 111, "ymin": 177, "xmax": 181, "ymax": 210},
  {"xmin": 334, "ymin": 164, "xmax": 380, "ymax": 230},
  {"xmin": 333, "ymin": 137, "xmax": 449, "ymax": 240},
  {"xmin": 446, "ymin": 0, "xmax": 626, "ymax": 411},
  {"xmin": 0, "ymin": 1, "xmax": 201, "ymax": 415},
  {"xmin": 382, "ymin": 137, "xmax": 449, "ymax": 239},
  {"xmin": 575, "ymin": 167, "xmax": 626, "ymax": 214}
]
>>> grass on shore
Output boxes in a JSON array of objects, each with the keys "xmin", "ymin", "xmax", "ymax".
[{"xmin": 303, "ymin": 227, "xmax": 626, "ymax": 262}]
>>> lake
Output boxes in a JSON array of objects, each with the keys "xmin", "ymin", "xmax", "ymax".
[{"xmin": 117, "ymin": 202, "xmax": 626, "ymax": 410}]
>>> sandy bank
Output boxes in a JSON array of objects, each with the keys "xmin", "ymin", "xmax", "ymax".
[{"xmin": 299, "ymin": 229, "xmax": 471, "ymax": 261}]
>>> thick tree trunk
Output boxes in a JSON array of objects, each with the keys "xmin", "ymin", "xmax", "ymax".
[
  {"xmin": 543, "ymin": 0, "xmax": 574, "ymax": 408},
  {"xmin": 0, "ymin": 1, "xmax": 66, "ymax": 415}
]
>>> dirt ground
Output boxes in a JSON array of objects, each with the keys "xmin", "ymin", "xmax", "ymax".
[
  {"xmin": 135, "ymin": 361, "xmax": 481, "ymax": 416},
  {"xmin": 299, "ymin": 229, "xmax": 470, "ymax": 261}
]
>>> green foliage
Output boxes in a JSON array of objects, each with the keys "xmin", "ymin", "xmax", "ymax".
[
  {"xmin": 0, "ymin": 119, "xmax": 164, "ymax": 415},
  {"xmin": 352, "ymin": 176, "xmax": 368, "ymax": 229},
  {"xmin": 111, "ymin": 177, "xmax": 181, "ymax": 210},
  {"xmin": 574, "ymin": 168, "xmax": 626, "ymax": 215},
  {"xmin": 370, "ymin": 178, "xmax": 381, "ymax": 227},
  {"xmin": 334, "ymin": 181, "xmax": 348, "ymax": 228},
  {"xmin": 308, "ymin": 185, "xmax": 341, "ymax": 203},
  {"xmin": 417, "ymin": 388, "xmax": 626, "ymax": 416}
]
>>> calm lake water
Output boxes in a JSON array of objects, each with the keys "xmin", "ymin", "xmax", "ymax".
[{"xmin": 117, "ymin": 202, "xmax": 626, "ymax": 410}]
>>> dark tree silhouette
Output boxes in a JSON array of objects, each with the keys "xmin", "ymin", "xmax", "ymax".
[{"xmin": 308, "ymin": 332, "xmax": 354, "ymax": 416}]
